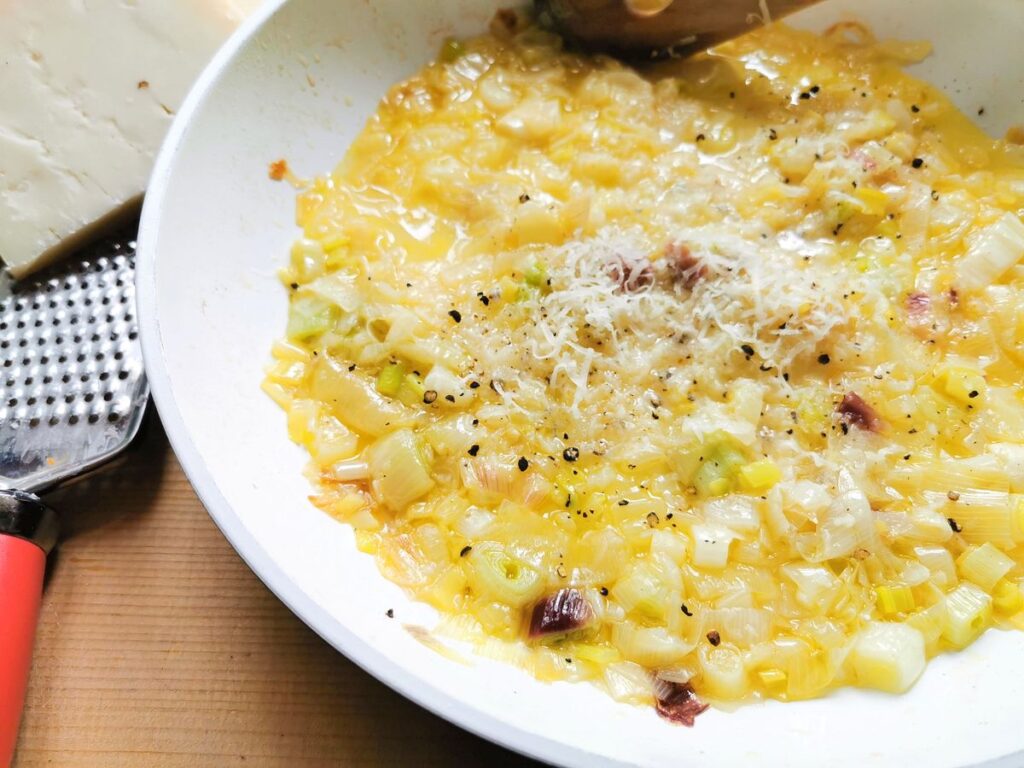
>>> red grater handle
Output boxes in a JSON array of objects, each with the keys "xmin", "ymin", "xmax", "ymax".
[
  {"xmin": 0, "ymin": 492, "xmax": 58, "ymax": 768},
  {"xmin": 0, "ymin": 535, "xmax": 46, "ymax": 766}
]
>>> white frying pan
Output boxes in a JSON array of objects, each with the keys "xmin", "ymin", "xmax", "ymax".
[{"xmin": 136, "ymin": 1, "xmax": 1024, "ymax": 765}]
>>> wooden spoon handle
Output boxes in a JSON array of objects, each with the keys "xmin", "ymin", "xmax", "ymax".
[{"xmin": 538, "ymin": 0, "xmax": 823, "ymax": 56}]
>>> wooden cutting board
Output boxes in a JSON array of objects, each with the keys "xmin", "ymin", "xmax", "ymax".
[{"xmin": 12, "ymin": 417, "xmax": 534, "ymax": 767}]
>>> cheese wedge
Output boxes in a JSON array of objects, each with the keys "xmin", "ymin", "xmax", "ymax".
[{"xmin": 0, "ymin": 0, "xmax": 262, "ymax": 277}]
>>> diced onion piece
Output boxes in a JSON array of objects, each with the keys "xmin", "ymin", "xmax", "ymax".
[
  {"xmin": 612, "ymin": 562, "xmax": 673, "ymax": 621},
  {"xmin": 957, "ymin": 542, "xmax": 1015, "ymax": 591},
  {"xmin": 423, "ymin": 364, "xmax": 465, "ymax": 400},
  {"xmin": 943, "ymin": 582, "xmax": 993, "ymax": 648},
  {"xmin": 603, "ymin": 661, "xmax": 654, "ymax": 704},
  {"xmin": 956, "ymin": 212, "xmax": 1024, "ymax": 291},
  {"xmin": 454, "ymin": 506, "xmax": 496, "ymax": 538},
  {"xmin": 702, "ymin": 607, "xmax": 772, "ymax": 646},
  {"xmin": 286, "ymin": 398, "xmax": 318, "ymax": 445},
  {"xmin": 613, "ymin": 622, "xmax": 694, "ymax": 667},
  {"xmin": 308, "ymin": 414, "xmax": 358, "ymax": 465},
  {"xmin": 497, "ymin": 97, "xmax": 561, "ymax": 139},
  {"xmin": 328, "ymin": 459, "xmax": 371, "ymax": 482},
  {"xmin": 905, "ymin": 598, "xmax": 947, "ymax": 653},
  {"xmin": 913, "ymin": 545, "xmax": 958, "ymax": 588},
  {"xmin": 690, "ymin": 524, "xmax": 735, "ymax": 569},
  {"xmin": 935, "ymin": 365, "xmax": 987, "ymax": 406},
  {"xmin": 848, "ymin": 622, "xmax": 925, "ymax": 694},
  {"xmin": 798, "ymin": 469, "xmax": 876, "ymax": 561},
  {"xmin": 703, "ymin": 496, "xmax": 760, "ymax": 535},
  {"xmin": 305, "ymin": 272, "xmax": 362, "ymax": 312},
  {"xmin": 989, "ymin": 444, "xmax": 1024, "ymax": 492},
  {"xmin": 367, "ymin": 429, "xmax": 434, "ymax": 510},
  {"xmin": 311, "ymin": 356, "xmax": 410, "ymax": 436},
  {"xmin": 782, "ymin": 563, "xmax": 841, "ymax": 609}
]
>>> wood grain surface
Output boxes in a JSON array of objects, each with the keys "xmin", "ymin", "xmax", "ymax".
[{"xmin": 12, "ymin": 416, "xmax": 536, "ymax": 767}]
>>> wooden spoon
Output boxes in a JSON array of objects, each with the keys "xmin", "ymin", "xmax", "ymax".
[{"xmin": 536, "ymin": 0, "xmax": 824, "ymax": 57}]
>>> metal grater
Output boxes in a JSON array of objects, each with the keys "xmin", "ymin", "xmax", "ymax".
[{"xmin": 0, "ymin": 223, "xmax": 149, "ymax": 495}]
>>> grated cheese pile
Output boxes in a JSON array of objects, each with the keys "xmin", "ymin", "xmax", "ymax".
[{"xmin": 265, "ymin": 13, "xmax": 1024, "ymax": 714}]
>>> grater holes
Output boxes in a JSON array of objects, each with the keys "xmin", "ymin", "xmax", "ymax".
[{"xmin": 108, "ymin": 412, "xmax": 121, "ymax": 423}]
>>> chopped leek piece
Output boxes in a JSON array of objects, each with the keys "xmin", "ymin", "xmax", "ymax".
[
  {"xmin": 367, "ymin": 429, "xmax": 435, "ymax": 510},
  {"xmin": 757, "ymin": 668, "xmax": 787, "ymax": 691},
  {"xmin": 396, "ymin": 372, "xmax": 428, "ymax": 406},
  {"xmin": 943, "ymin": 582, "xmax": 992, "ymax": 648},
  {"xmin": 524, "ymin": 261, "xmax": 548, "ymax": 289},
  {"xmin": 957, "ymin": 542, "xmax": 1015, "ymax": 591},
  {"xmin": 465, "ymin": 543, "xmax": 544, "ymax": 606},
  {"xmin": 992, "ymin": 578, "xmax": 1024, "ymax": 615},
  {"xmin": 849, "ymin": 622, "xmax": 925, "ymax": 694},
  {"xmin": 570, "ymin": 643, "xmax": 622, "ymax": 665},
  {"xmin": 737, "ymin": 460, "xmax": 782, "ymax": 493},
  {"xmin": 611, "ymin": 563, "xmax": 671, "ymax": 621},
  {"xmin": 875, "ymin": 584, "xmax": 916, "ymax": 616},
  {"xmin": 955, "ymin": 212, "xmax": 1024, "ymax": 291},
  {"xmin": 936, "ymin": 366, "xmax": 987, "ymax": 407},
  {"xmin": 376, "ymin": 362, "xmax": 406, "ymax": 397},
  {"xmin": 286, "ymin": 295, "xmax": 335, "ymax": 341},
  {"xmin": 692, "ymin": 433, "xmax": 748, "ymax": 497}
]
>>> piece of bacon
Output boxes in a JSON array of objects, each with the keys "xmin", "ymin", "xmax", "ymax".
[
  {"xmin": 605, "ymin": 254, "xmax": 654, "ymax": 293},
  {"xmin": 655, "ymin": 681, "xmax": 710, "ymax": 727},
  {"xmin": 837, "ymin": 392, "xmax": 884, "ymax": 433},
  {"xmin": 528, "ymin": 588, "xmax": 593, "ymax": 638},
  {"xmin": 664, "ymin": 242, "xmax": 706, "ymax": 289}
]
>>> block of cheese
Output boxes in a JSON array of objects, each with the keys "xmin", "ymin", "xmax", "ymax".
[{"xmin": 0, "ymin": 0, "xmax": 263, "ymax": 277}]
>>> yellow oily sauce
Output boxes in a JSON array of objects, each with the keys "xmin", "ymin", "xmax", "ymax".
[{"xmin": 264, "ymin": 15, "xmax": 1024, "ymax": 712}]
